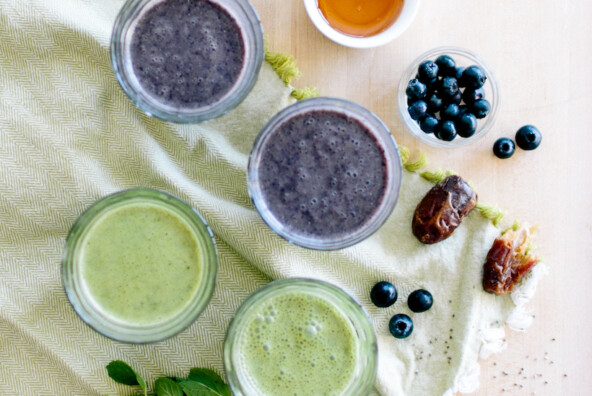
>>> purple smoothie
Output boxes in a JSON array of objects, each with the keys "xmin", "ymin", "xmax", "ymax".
[
  {"xmin": 130, "ymin": 0, "xmax": 245, "ymax": 108},
  {"xmin": 258, "ymin": 110, "xmax": 388, "ymax": 238}
]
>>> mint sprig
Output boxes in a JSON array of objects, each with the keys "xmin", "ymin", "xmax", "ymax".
[{"xmin": 105, "ymin": 360, "xmax": 231, "ymax": 396}]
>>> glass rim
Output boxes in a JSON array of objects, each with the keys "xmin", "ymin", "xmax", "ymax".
[
  {"xmin": 110, "ymin": 0, "xmax": 264, "ymax": 123},
  {"xmin": 223, "ymin": 278, "xmax": 378, "ymax": 396},
  {"xmin": 398, "ymin": 46, "xmax": 500, "ymax": 148},
  {"xmin": 61, "ymin": 188, "xmax": 218, "ymax": 343},
  {"xmin": 247, "ymin": 97, "xmax": 403, "ymax": 250}
]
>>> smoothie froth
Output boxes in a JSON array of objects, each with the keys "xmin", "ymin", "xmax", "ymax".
[
  {"xmin": 130, "ymin": 0, "xmax": 245, "ymax": 109},
  {"xmin": 257, "ymin": 109, "xmax": 388, "ymax": 240},
  {"xmin": 237, "ymin": 292, "xmax": 359, "ymax": 395}
]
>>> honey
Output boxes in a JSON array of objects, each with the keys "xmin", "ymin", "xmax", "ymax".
[{"xmin": 317, "ymin": 0, "xmax": 405, "ymax": 38}]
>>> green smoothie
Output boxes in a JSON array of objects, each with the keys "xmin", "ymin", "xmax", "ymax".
[
  {"xmin": 237, "ymin": 292, "xmax": 359, "ymax": 395},
  {"xmin": 79, "ymin": 202, "xmax": 202, "ymax": 326}
]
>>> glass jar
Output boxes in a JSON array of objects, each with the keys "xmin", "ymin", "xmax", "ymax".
[
  {"xmin": 247, "ymin": 97, "xmax": 403, "ymax": 250},
  {"xmin": 62, "ymin": 188, "xmax": 218, "ymax": 343},
  {"xmin": 398, "ymin": 46, "xmax": 500, "ymax": 148},
  {"xmin": 224, "ymin": 278, "xmax": 377, "ymax": 396},
  {"xmin": 110, "ymin": 0, "xmax": 264, "ymax": 123}
]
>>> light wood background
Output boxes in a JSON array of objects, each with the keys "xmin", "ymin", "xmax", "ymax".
[{"xmin": 253, "ymin": 0, "xmax": 592, "ymax": 394}]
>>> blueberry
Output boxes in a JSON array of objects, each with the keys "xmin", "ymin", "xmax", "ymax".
[
  {"xmin": 456, "ymin": 112, "xmax": 478, "ymax": 138},
  {"xmin": 389, "ymin": 314, "xmax": 413, "ymax": 339},
  {"xmin": 436, "ymin": 120, "xmax": 457, "ymax": 141},
  {"xmin": 419, "ymin": 114, "xmax": 439, "ymax": 133},
  {"xmin": 370, "ymin": 281, "xmax": 398, "ymax": 308},
  {"xmin": 407, "ymin": 289, "xmax": 433, "ymax": 313},
  {"xmin": 435, "ymin": 55, "xmax": 456, "ymax": 77},
  {"xmin": 515, "ymin": 125, "xmax": 542, "ymax": 150},
  {"xmin": 462, "ymin": 87, "xmax": 485, "ymax": 104},
  {"xmin": 439, "ymin": 77, "xmax": 459, "ymax": 97},
  {"xmin": 442, "ymin": 89, "xmax": 462, "ymax": 105},
  {"xmin": 441, "ymin": 103, "xmax": 460, "ymax": 120},
  {"xmin": 417, "ymin": 60, "xmax": 439, "ymax": 83},
  {"xmin": 408, "ymin": 100, "xmax": 428, "ymax": 120},
  {"xmin": 426, "ymin": 92, "xmax": 443, "ymax": 113},
  {"xmin": 461, "ymin": 65, "xmax": 487, "ymax": 89},
  {"xmin": 457, "ymin": 104, "xmax": 469, "ymax": 118},
  {"xmin": 454, "ymin": 66, "xmax": 465, "ymax": 81},
  {"xmin": 470, "ymin": 99, "xmax": 491, "ymax": 119},
  {"xmin": 493, "ymin": 137, "xmax": 515, "ymax": 159},
  {"xmin": 406, "ymin": 79, "xmax": 427, "ymax": 101}
]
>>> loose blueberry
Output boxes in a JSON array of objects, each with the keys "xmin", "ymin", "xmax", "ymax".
[
  {"xmin": 417, "ymin": 60, "xmax": 439, "ymax": 83},
  {"xmin": 470, "ymin": 99, "xmax": 491, "ymax": 119},
  {"xmin": 389, "ymin": 314, "xmax": 413, "ymax": 339},
  {"xmin": 436, "ymin": 120, "xmax": 457, "ymax": 141},
  {"xmin": 406, "ymin": 79, "xmax": 427, "ymax": 101},
  {"xmin": 408, "ymin": 100, "xmax": 428, "ymax": 120},
  {"xmin": 439, "ymin": 77, "xmax": 459, "ymax": 97},
  {"xmin": 442, "ymin": 89, "xmax": 462, "ymax": 105},
  {"xmin": 370, "ymin": 281, "xmax": 398, "ymax": 308},
  {"xmin": 407, "ymin": 289, "xmax": 434, "ymax": 313},
  {"xmin": 441, "ymin": 103, "xmax": 460, "ymax": 121},
  {"xmin": 419, "ymin": 114, "xmax": 439, "ymax": 133},
  {"xmin": 462, "ymin": 87, "xmax": 485, "ymax": 104},
  {"xmin": 515, "ymin": 125, "xmax": 542, "ymax": 150},
  {"xmin": 493, "ymin": 137, "xmax": 515, "ymax": 159},
  {"xmin": 456, "ymin": 113, "xmax": 478, "ymax": 138},
  {"xmin": 426, "ymin": 92, "xmax": 443, "ymax": 113},
  {"xmin": 461, "ymin": 65, "xmax": 487, "ymax": 89},
  {"xmin": 435, "ymin": 55, "xmax": 456, "ymax": 77}
]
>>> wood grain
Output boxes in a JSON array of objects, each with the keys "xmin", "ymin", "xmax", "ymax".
[{"xmin": 253, "ymin": 0, "xmax": 592, "ymax": 394}]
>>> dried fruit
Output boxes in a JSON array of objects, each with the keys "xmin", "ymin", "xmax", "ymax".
[
  {"xmin": 482, "ymin": 224, "xmax": 539, "ymax": 295},
  {"xmin": 412, "ymin": 175, "xmax": 478, "ymax": 244}
]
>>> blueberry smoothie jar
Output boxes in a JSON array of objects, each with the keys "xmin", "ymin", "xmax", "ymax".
[
  {"xmin": 248, "ymin": 97, "xmax": 402, "ymax": 250},
  {"xmin": 111, "ymin": 0, "xmax": 264, "ymax": 123}
]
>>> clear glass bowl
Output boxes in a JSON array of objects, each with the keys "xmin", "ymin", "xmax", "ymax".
[
  {"xmin": 224, "ymin": 278, "xmax": 377, "ymax": 396},
  {"xmin": 62, "ymin": 188, "xmax": 218, "ymax": 343},
  {"xmin": 247, "ymin": 97, "xmax": 402, "ymax": 250},
  {"xmin": 398, "ymin": 46, "xmax": 500, "ymax": 148},
  {"xmin": 111, "ymin": 0, "xmax": 264, "ymax": 123}
]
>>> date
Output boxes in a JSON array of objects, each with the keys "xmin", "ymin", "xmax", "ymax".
[
  {"xmin": 412, "ymin": 175, "xmax": 477, "ymax": 244},
  {"xmin": 483, "ymin": 224, "xmax": 538, "ymax": 295}
]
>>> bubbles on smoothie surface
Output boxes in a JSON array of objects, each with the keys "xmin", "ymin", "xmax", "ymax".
[
  {"xmin": 238, "ymin": 293, "xmax": 358, "ymax": 395},
  {"xmin": 258, "ymin": 110, "xmax": 388, "ymax": 238},
  {"xmin": 129, "ymin": 0, "xmax": 245, "ymax": 108}
]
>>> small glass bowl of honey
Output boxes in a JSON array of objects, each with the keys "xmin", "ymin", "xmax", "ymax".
[{"xmin": 303, "ymin": 0, "xmax": 421, "ymax": 49}]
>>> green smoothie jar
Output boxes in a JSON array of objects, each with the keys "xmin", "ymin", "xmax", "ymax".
[
  {"xmin": 224, "ymin": 278, "xmax": 377, "ymax": 395},
  {"xmin": 62, "ymin": 188, "xmax": 218, "ymax": 343}
]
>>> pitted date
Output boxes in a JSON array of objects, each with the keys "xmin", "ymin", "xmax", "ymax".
[
  {"xmin": 412, "ymin": 175, "xmax": 478, "ymax": 244},
  {"xmin": 482, "ymin": 225, "xmax": 538, "ymax": 295}
]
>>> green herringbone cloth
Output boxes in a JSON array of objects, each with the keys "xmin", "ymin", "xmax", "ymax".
[{"xmin": 0, "ymin": 1, "xmax": 546, "ymax": 395}]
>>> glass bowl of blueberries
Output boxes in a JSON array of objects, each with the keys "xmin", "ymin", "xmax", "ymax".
[{"xmin": 398, "ymin": 46, "xmax": 500, "ymax": 148}]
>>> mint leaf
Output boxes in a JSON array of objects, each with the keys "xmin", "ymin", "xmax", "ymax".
[
  {"xmin": 154, "ymin": 377, "xmax": 183, "ymax": 396},
  {"xmin": 186, "ymin": 368, "xmax": 230, "ymax": 396},
  {"xmin": 179, "ymin": 379, "xmax": 232, "ymax": 396},
  {"xmin": 106, "ymin": 360, "xmax": 147, "ymax": 395}
]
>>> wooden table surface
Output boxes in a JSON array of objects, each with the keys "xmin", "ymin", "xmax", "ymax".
[{"xmin": 254, "ymin": 0, "xmax": 592, "ymax": 394}]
